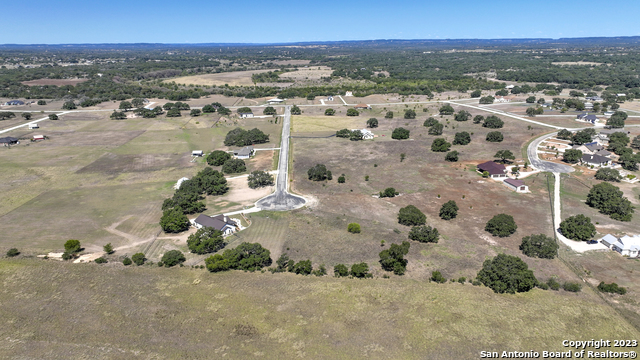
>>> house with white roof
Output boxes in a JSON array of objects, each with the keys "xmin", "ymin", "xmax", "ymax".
[
  {"xmin": 352, "ymin": 129, "xmax": 374, "ymax": 140},
  {"xmin": 600, "ymin": 234, "xmax": 640, "ymax": 257},
  {"xmin": 192, "ymin": 214, "xmax": 237, "ymax": 236},
  {"xmin": 267, "ymin": 98, "xmax": 283, "ymax": 105},
  {"xmin": 175, "ymin": 177, "xmax": 189, "ymax": 190}
]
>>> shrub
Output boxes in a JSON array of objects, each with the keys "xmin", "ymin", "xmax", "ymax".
[
  {"xmin": 122, "ymin": 257, "xmax": 132, "ymax": 266},
  {"xmin": 64, "ymin": 239, "xmax": 81, "ymax": 253},
  {"xmin": 162, "ymin": 250, "xmax": 186, "ymax": 267},
  {"xmin": 324, "ymin": 108, "xmax": 335, "ymax": 116},
  {"xmin": 453, "ymin": 132, "xmax": 471, "ymax": 145},
  {"xmin": 205, "ymin": 243, "xmax": 272, "ymax": 272},
  {"xmin": 431, "ymin": 138, "xmax": 451, "ymax": 152},
  {"xmin": 485, "ymin": 214, "xmax": 517, "ymax": 237},
  {"xmin": 94, "ymin": 257, "xmax": 107, "ymax": 264},
  {"xmin": 206, "ymin": 150, "xmax": 231, "ymax": 166},
  {"xmin": 6, "ymin": 248, "xmax": 20, "ymax": 257},
  {"xmin": 431, "ymin": 271, "xmax": 447, "ymax": 283},
  {"xmin": 445, "ymin": 151, "xmax": 459, "ymax": 162},
  {"xmin": 537, "ymin": 282, "xmax": 549, "ymax": 290},
  {"xmin": 486, "ymin": 131, "xmax": 504, "ymax": 142},
  {"xmin": 404, "ymin": 109, "xmax": 416, "ymax": 119},
  {"xmin": 559, "ymin": 214, "xmax": 596, "ymax": 241},
  {"xmin": 62, "ymin": 101, "xmax": 77, "ymax": 110},
  {"xmin": 132, "ymin": 253, "xmax": 146, "ymax": 266},
  {"xmin": 547, "ymin": 278, "xmax": 560, "ymax": 290},
  {"xmin": 597, "ymin": 282, "xmax": 627, "ymax": 295},
  {"xmin": 562, "ymin": 282, "xmax": 582, "ymax": 292},
  {"xmin": 398, "ymin": 205, "xmax": 426, "ymax": 226},
  {"xmin": 439, "ymin": 200, "xmax": 459, "ymax": 220},
  {"xmin": 292, "ymin": 260, "xmax": 312, "ymax": 275},
  {"xmin": 334, "ymin": 264, "xmax": 349, "ymax": 277},
  {"xmin": 520, "ymin": 234, "xmax": 558, "ymax": 259},
  {"xmin": 347, "ymin": 223, "xmax": 361, "ymax": 233},
  {"xmin": 482, "ymin": 115, "xmax": 504, "ymax": 129},
  {"xmin": 337, "ymin": 175, "xmax": 345, "ymax": 183},
  {"xmin": 385, "ymin": 111, "xmax": 393, "ymax": 119},
  {"xmin": 408, "ymin": 225, "xmax": 439, "ymax": 243},
  {"xmin": 392, "ymin": 127, "xmax": 410, "ymax": 140},
  {"xmin": 103, "ymin": 243, "xmax": 114, "ymax": 254},
  {"xmin": 379, "ymin": 241, "xmax": 410, "ymax": 275},
  {"xmin": 48, "ymin": 114, "xmax": 59, "ymax": 120},
  {"xmin": 379, "ymin": 187, "xmax": 398, "ymax": 198},
  {"xmin": 350, "ymin": 262, "xmax": 371, "ymax": 278},
  {"xmin": 308, "ymin": 164, "xmax": 331, "ymax": 181},
  {"xmin": 476, "ymin": 254, "xmax": 537, "ymax": 294},
  {"xmin": 346, "ymin": 108, "xmax": 359, "ymax": 116}
]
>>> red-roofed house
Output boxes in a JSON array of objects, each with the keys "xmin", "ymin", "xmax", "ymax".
[
  {"xmin": 477, "ymin": 161, "xmax": 507, "ymax": 179},
  {"xmin": 503, "ymin": 178, "xmax": 528, "ymax": 193}
]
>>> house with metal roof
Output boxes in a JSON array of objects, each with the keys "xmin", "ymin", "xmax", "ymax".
[
  {"xmin": 233, "ymin": 146, "xmax": 254, "ymax": 159},
  {"xmin": 503, "ymin": 178, "xmax": 529, "ymax": 193},
  {"xmin": 581, "ymin": 153, "xmax": 612, "ymax": 167},
  {"xmin": 4, "ymin": 100, "xmax": 24, "ymax": 106},
  {"xmin": 576, "ymin": 113, "xmax": 599, "ymax": 124},
  {"xmin": 600, "ymin": 234, "xmax": 640, "ymax": 257},
  {"xmin": 267, "ymin": 98, "xmax": 284, "ymax": 104},
  {"xmin": 192, "ymin": 214, "xmax": 237, "ymax": 235},
  {"xmin": 477, "ymin": 161, "xmax": 507, "ymax": 178}
]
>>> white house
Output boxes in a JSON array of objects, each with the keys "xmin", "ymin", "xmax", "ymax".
[
  {"xmin": 192, "ymin": 214, "xmax": 237, "ymax": 236},
  {"xmin": 233, "ymin": 146, "xmax": 254, "ymax": 159},
  {"xmin": 581, "ymin": 154, "xmax": 612, "ymax": 167},
  {"xmin": 352, "ymin": 129, "xmax": 374, "ymax": 140},
  {"xmin": 503, "ymin": 178, "xmax": 529, "ymax": 193},
  {"xmin": 267, "ymin": 98, "xmax": 283, "ymax": 105},
  {"xmin": 600, "ymin": 234, "xmax": 640, "ymax": 257},
  {"xmin": 192, "ymin": 150, "xmax": 203, "ymax": 157},
  {"xmin": 175, "ymin": 177, "xmax": 189, "ymax": 190},
  {"xmin": 345, "ymin": 91, "xmax": 353, "ymax": 97},
  {"xmin": 505, "ymin": 85, "xmax": 515, "ymax": 89},
  {"xmin": 239, "ymin": 112, "xmax": 254, "ymax": 119}
]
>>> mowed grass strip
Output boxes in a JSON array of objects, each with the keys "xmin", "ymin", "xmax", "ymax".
[{"xmin": 0, "ymin": 258, "xmax": 637, "ymax": 359}]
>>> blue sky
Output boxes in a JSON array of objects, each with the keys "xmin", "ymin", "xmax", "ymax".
[{"xmin": 5, "ymin": 0, "xmax": 640, "ymax": 44}]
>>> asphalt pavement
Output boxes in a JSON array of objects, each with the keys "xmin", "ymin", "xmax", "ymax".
[{"xmin": 527, "ymin": 132, "xmax": 574, "ymax": 173}]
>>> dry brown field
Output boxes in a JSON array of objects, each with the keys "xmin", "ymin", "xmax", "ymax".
[{"xmin": 168, "ymin": 69, "xmax": 278, "ymax": 86}]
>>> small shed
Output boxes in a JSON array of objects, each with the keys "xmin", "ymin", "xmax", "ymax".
[
  {"xmin": 33, "ymin": 135, "xmax": 45, "ymax": 141},
  {"xmin": 239, "ymin": 112, "xmax": 254, "ymax": 119},
  {"xmin": 28, "ymin": 123, "xmax": 39, "ymax": 129},
  {"xmin": 192, "ymin": 150, "xmax": 203, "ymax": 157},
  {"xmin": 354, "ymin": 104, "xmax": 371, "ymax": 110},
  {"xmin": 503, "ymin": 178, "xmax": 528, "ymax": 193},
  {"xmin": 267, "ymin": 98, "xmax": 283, "ymax": 105}
]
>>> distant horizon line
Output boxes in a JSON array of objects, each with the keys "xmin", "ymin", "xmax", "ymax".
[{"xmin": 2, "ymin": 35, "xmax": 640, "ymax": 47}]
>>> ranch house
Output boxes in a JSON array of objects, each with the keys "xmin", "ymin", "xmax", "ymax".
[
  {"xmin": 477, "ymin": 161, "xmax": 507, "ymax": 178},
  {"xmin": 600, "ymin": 234, "xmax": 640, "ymax": 257},
  {"xmin": 192, "ymin": 214, "xmax": 237, "ymax": 236},
  {"xmin": 234, "ymin": 146, "xmax": 254, "ymax": 159}
]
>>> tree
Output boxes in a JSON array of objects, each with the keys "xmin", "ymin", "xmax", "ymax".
[
  {"xmin": 224, "ymin": 128, "xmax": 269, "ymax": 146},
  {"xmin": 205, "ymin": 243, "xmax": 271, "ymax": 272},
  {"xmin": 519, "ymin": 234, "xmax": 558, "ymax": 259},
  {"xmin": 119, "ymin": 101, "xmax": 132, "ymax": 111},
  {"xmin": 526, "ymin": 96, "xmax": 536, "ymax": 103},
  {"xmin": 350, "ymin": 262, "xmax": 371, "ymax": 278},
  {"xmin": 595, "ymin": 168, "xmax": 621, "ymax": 182},
  {"xmin": 103, "ymin": 243, "xmax": 114, "ymax": 254},
  {"xmin": 439, "ymin": 200, "xmax": 459, "ymax": 220},
  {"xmin": 37, "ymin": 100, "xmax": 46, "ymax": 105},
  {"xmin": 398, "ymin": 205, "xmax": 426, "ymax": 226},
  {"xmin": 470, "ymin": 90, "xmax": 482, "ymax": 98},
  {"xmin": 6, "ymin": 248, "xmax": 20, "ymax": 257},
  {"xmin": 48, "ymin": 114, "xmax": 59, "ymax": 120},
  {"xmin": 571, "ymin": 128, "xmax": 595, "ymax": 145},
  {"xmin": 445, "ymin": 150, "xmax": 459, "ymax": 162},
  {"xmin": 21, "ymin": 112, "xmax": 32, "ymax": 120},
  {"xmin": 431, "ymin": 138, "xmax": 451, "ymax": 152},
  {"xmin": 379, "ymin": 241, "xmax": 410, "ymax": 275},
  {"xmin": 202, "ymin": 104, "xmax": 216, "ymax": 113},
  {"xmin": 598, "ymin": 282, "xmax": 627, "ymax": 295},
  {"xmin": 479, "ymin": 96, "xmax": 495, "ymax": 104},
  {"xmin": 392, "ymin": 127, "xmax": 410, "ymax": 140},
  {"xmin": 606, "ymin": 111, "xmax": 627, "ymax": 128},
  {"xmin": 206, "ymin": 150, "xmax": 231, "ymax": 166},
  {"xmin": 473, "ymin": 115, "xmax": 485, "ymax": 124},
  {"xmin": 586, "ymin": 182, "xmax": 634, "ymax": 221},
  {"xmin": 631, "ymin": 135, "xmax": 640, "ymax": 150},
  {"xmin": 431, "ymin": 271, "xmax": 447, "ymax": 283},
  {"xmin": 62, "ymin": 101, "xmax": 76, "ymax": 110},
  {"xmin": 110, "ymin": 111, "xmax": 126, "ymax": 120},
  {"xmin": 237, "ymin": 106, "xmax": 252, "ymax": 114},
  {"xmin": 131, "ymin": 98, "xmax": 144, "ymax": 108},
  {"xmin": 338, "ymin": 175, "xmax": 345, "ymax": 183},
  {"xmin": 483, "ymin": 115, "xmax": 504, "ymax": 128},
  {"xmin": 453, "ymin": 131, "xmax": 471, "ymax": 145},
  {"xmin": 404, "ymin": 109, "xmax": 416, "ymax": 119},
  {"xmin": 64, "ymin": 239, "xmax": 81, "ymax": 253},
  {"xmin": 349, "ymin": 130, "xmax": 364, "ymax": 141},
  {"xmin": 217, "ymin": 106, "xmax": 231, "ymax": 116},
  {"xmin": 196, "ymin": 168, "xmax": 229, "ymax": 195},
  {"xmin": 379, "ymin": 187, "xmax": 398, "ymax": 198},
  {"xmin": 248, "ymin": 170, "xmax": 274, "ymax": 188},
  {"xmin": 439, "ymin": 104, "xmax": 454, "ymax": 115},
  {"xmin": 162, "ymin": 250, "xmax": 186, "ymax": 267},
  {"xmin": 290, "ymin": 105, "xmax": 301, "ymax": 115},
  {"xmin": 347, "ymin": 223, "xmax": 361, "ymax": 233},
  {"xmin": 190, "ymin": 109, "xmax": 202, "ymax": 117},
  {"xmin": 619, "ymin": 153, "xmax": 640, "ymax": 171},
  {"xmin": 132, "ymin": 253, "xmax": 146, "ymax": 266},
  {"xmin": 476, "ymin": 254, "xmax": 537, "ymax": 294},
  {"xmin": 526, "ymin": 107, "xmax": 537, "ymax": 117},
  {"xmin": 428, "ymin": 123, "xmax": 444, "ymax": 135},
  {"xmin": 336, "ymin": 128, "xmax": 351, "ymax": 138},
  {"xmin": 408, "ymin": 225, "xmax": 439, "ymax": 243},
  {"xmin": 346, "ymin": 108, "xmax": 359, "ymax": 116},
  {"xmin": 292, "ymin": 260, "xmax": 312, "ymax": 275},
  {"xmin": 559, "ymin": 214, "xmax": 596, "ymax": 241},
  {"xmin": 486, "ymin": 131, "xmax": 504, "ymax": 142},
  {"xmin": 485, "ymin": 214, "xmax": 517, "ymax": 237},
  {"xmin": 562, "ymin": 149, "xmax": 582, "ymax": 164},
  {"xmin": 334, "ymin": 264, "xmax": 349, "ymax": 277},
  {"xmin": 222, "ymin": 158, "xmax": 246, "ymax": 174},
  {"xmin": 263, "ymin": 106, "xmax": 276, "ymax": 115},
  {"xmin": 166, "ymin": 108, "xmax": 181, "ymax": 117},
  {"xmin": 160, "ymin": 207, "xmax": 190, "ymax": 233},
  {"xmin": 454, "ymin": 110, "xmax": 471, "ymax": 122},
  {"xmin": 537, "ymin": 98, "xmax": 546, "ymax": 104},
  {"xmin": 324, "ymin": 108, "xmax": 335, "ymax": 116},
  {"xmin": 385, "ymin": 111, "xmax": 393, "ymax": 119},
  {"xmin": 122, "ymin": 257, "xmax": 132, "ymax": 266},
  {"xmin": 494, "ymin": 150, "xmax": 515, "ymax": 163},
  {"xmin": 366, "ymin": 118, "xmax": 378, "ymax": 128},
  {"xmin": 308, "ymin": 164, "xmax": 331, "ymax": 181},
  {"xmin": 557, "ymin": 129, "xmax": 572, "ymax": 140},
  {"xmin": 187, "ymin": 227, "xmax": 225, "ymax": 254},
  {"xmin": 423, "ymin": 117, "xmax": 438, "ymax": 127}
]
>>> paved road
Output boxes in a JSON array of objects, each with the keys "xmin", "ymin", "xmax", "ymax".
[
  {"xmin": 527, "ymin": 131, "xmax": 574, "ymax": 173},
  {"xmin": 256, "ymin": 106, "xmax": 306, "ymax": 211},
  {"xmin": 446, "ymin": 100, "xmax": 566, "ymax": 130}
]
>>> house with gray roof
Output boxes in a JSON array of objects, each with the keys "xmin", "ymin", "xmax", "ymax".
[
  {"xmin": 233, "ymin": 146, "xmax": 254, "ymax": 159},
  {"xmin": 600, "ymin": 234, "xmax": 640, "ymax": 257},
  {"xmin": 576, "ymin": 113, "xmax": 599, "ymax": 124},
  {"xmin": 581, "ymin": 153, "xmax": 612, "ymax": 167},
  {"xmin": 572, "ymin": 142, "xmax": 603, "ymax": 155},
  {"xmin": 192, "ymin": 214, "xmax": 237, "ymax": 235},
  {"xmin": 0, "ymin": 137, "xmax": 19, "ymax": 146}
]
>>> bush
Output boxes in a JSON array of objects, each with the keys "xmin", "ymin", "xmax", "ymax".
[
  {"xmin": 350, "ymin": 262, "xmax": 371, "ymax": 278},
  {"xmin": 6, "ymin": 248, "xmax": 20, "ymax": 257},
  {"xmin": 292, "ymin": 260, "xmax": 313, "ymax": 275},
  {"xmin": 404, "ymin": 109, "xmax": 416, "ymax": 119},
  {"xmin": 408, "ymin": 225, "xmax": 439, "ymax": 243},
  {"xmin": 559, "ymin": 214, "xmax": 596, "ymax": 241},
  {"xmin": 392, "ymin": 127, "xmax": 410, "ymax": 140},
  {"xmin": 379, "ymin": 187, "xmax": 398, "ymax": 198},
  {"xmin": 324, "ymin": 108, "xmax": 335, "ymax": 116},
  {"xmin": 334, "ymin": 264, "xmax": 349, "ymax": 277},
  {"xmin": 385, "ymin": 111, "xmax": 393, "ymax": 119},
  {"xmin": 482, "ymin": 115, "xmax": 504, "ymax": 129},
  {"xmin": 347, "ymin": 223, "xmax": 361, "ymax": 233},
  {"xmin": 431, "ymin": 271, "xmax": 447, "ymax": 283},
  {"xmin": 187, "ymin": 227, "xmax": 225, "ymax": 254},
  {"xmin": 207, "ymin": 150, "xmax": 231, "ymax": 166},
  {"xmin": 423, "ymin": 117, "xmax": 438, "ymax": 127},
  {"xmin": 428, "ymin": 123, "xmax": 444, "ymax": 135},
  {"xmin": 222, "ymin": 158, "xmax": 246, "ymax": 174},
  {"xmin": 398, "ymin": 205, "xmax": 426, "ymax": 226},
  {"xmin": 470, "ymin": 90, "xmax": 482, "ymax": 98},
  {"xmin": 37, "ymin": 100, "xmax": 46, "ymax": 105},
  {"xmin": 537, "ymin": 282, "xmax": 549, "ymax": 290},
  {"xmin": 597, "ymin": 282, "xmax": 627, "ymax": 295},
  {"xmin": 336, "ymin": 128, "xmax": 351, "ymax": 138},
  {"xmin": 439, "ymin": 200, "xmax": 459, "ymax": 220},
  {"xmin": 379, "ymin": 241, "xmax": 410, "ymax": 275},
  {"xmin": 431, "ymin": 138, "xmax": 451, "ymax": 152},
  {"xmin": 453, "ymin": 132, "xmax": 471, "ymax": 145},
  {"xmin": 519, "ymin": 234, "xmax": 558, "ymax": 259},
  {"xmin": 445, "ymin": 150, "xmax": 459, "ymax": 162},
  {"xmin": 132, "ymin": 253, "xmax": 146, "ymax": 266},
  {"xmin": 248, "ymin": 170, "xmax": 274, "ymax": 188},
  {"xmin": 346, "ymin": 108, "xmax": 359, "ymax": 116},
  {"xmin": 547, "ymin": 278, "xmax": 560, "ymax": 291},
  {"xmin": 337, "ymin": 175, "xmax": 345, "ymax": 183},
  {"xmin": 64, "ymin": 239, "xmax": 81, "ymax": 253},
  {"xmin": 122, "ymin": 257, "xmax": 132, "ymax": 266},
  {"xmin": 485, "ymin": 214, "xmax": 517, "ymax": 237},
  {"xmin": 562, "ymin": 282, "xmax": 582, "ymax": 292},
  {"xmin": 162, "ymin": 250, "xmax": 186, "ymax": 267},
  {"xmin": 94, "ymin": 257, "xmax": 107, "ymax": 264},
  {"xmin": 476, "ymin": 254, "xmax": 537, "ymax": 294},
  {"xmin": 62, "ymin": 101, "xmax": 77, "ymax": 110},
  {"xmin": 48, "ymin": 114, "xmax": 59, "ymax": 120},
  {"xmin": 307, "ymin": 164, "xmax": 331, "ymax": 181},
  {"xmin": 486, "ymin": 131, "xmax": 504, "ymax": 142}
]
